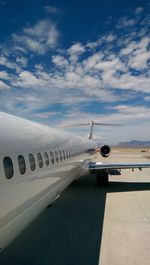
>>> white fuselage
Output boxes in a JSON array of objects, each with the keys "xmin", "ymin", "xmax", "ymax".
[{"xmin": 0, "ymin": 112, "xmax": 97, "ymax": 250}]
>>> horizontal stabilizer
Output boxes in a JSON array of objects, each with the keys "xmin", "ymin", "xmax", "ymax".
[
  {"xmin": 65, "ymin": 121, "xmax": 122, "ymax": 139},
  {"xmin": 65, "ymin": 122, "xmax": 122, "ymax": 127}
]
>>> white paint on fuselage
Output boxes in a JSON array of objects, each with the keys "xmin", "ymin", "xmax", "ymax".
[{"xmin": 0, "ymin": 112, "xmax": 97, "ymax": 250}]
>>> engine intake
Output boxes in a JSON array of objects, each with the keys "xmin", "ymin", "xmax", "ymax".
[{"xmin": 100, "ymin": 145, "xmax": 111, "ymax": 157}]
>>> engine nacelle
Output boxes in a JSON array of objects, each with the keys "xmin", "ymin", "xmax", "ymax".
[{"xmin": 100, "ymin": 145, "xmax": 111, "ymax": 157}]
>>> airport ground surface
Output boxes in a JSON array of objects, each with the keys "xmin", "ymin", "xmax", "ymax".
[{"xmin": 0, "ymin": 148, "xmax": 150, "ymax": 265}]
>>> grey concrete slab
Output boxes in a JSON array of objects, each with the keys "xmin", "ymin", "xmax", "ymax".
[{"xmin": 99, "ymin": 148, "xmax": 150, "ymax": 265}]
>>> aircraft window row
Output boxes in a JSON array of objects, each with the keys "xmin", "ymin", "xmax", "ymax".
[{"xmin": 3, "ymin": 148, "xmax": 81, "ymax": 179}]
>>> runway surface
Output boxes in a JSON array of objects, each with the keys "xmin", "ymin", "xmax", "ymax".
[{"xmin": 0, "ymin": 148, "xmax": 150, "ymax": 265}]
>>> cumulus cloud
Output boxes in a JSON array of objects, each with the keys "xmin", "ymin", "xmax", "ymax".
[
  {"xmin": 52, "ymin": 55, "xmax": 68, "ymax": 67},
  {"xmin": 68, "ymin": 43, "xmax": 85, "ymax": 55},
  {"xmin": 68, "ymin": 43, "xmax": 86, "ymax": 63},
  {"xmin": 12, "ymin": 20, "xmax": 60, "ymax": 54},
  {"xmin": 119, "ymin": 36, "xmax": 150, "ymax": 73},
  {"xmin": 0, "ymin": 55, "xmax": 16, "ymax": 69},
  {"xmin": 16, "ymin": 56, "xmax": 28, "ymax": 67},
  {"xmin": 0, "ymin": 71, "xmax": 10, "ymax": 80},
  {"xmin": 103, "ymin": 34, "xmax": 116, "ymax": 42},
  {"xmin": 117, "ymin": 17, "xmax": 136, "ymax": 28},
  {"xmin": 0, "ymin": 80, "xmax": 10, "ymax": 90},
  {"xmin": 59, "ymin": 105, "xmax": 150, "ymax": 126},
  {"xmin": 129, "ymin": 51, "xmax": 150, "ymax": 70},
  {"xmin": 0, "ymin": 54, "xmax": 28, "ymax": 73},
  {"xmin": 14, "ymin": 71, "xmax": 47, "ymax": 88},
  {"xmin": 0, "ymin": 5, "xmax": 149, "ymax": 143},
  {"xmin": 111, "ymin": 105, "xmax": 150, "ymax": 119}
]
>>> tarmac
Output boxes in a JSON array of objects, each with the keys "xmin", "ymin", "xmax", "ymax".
[
  {"xmin": 0, "ymin": 148, "xmax": 150, "ymax": 265},
  {"xmin": 98, "ymin": 148, "xmax": 150, "ymax": 265}
]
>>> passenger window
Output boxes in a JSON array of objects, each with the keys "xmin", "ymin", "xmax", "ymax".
[
  {"xmin": 50, "ymin": 151, "xmax": 54, "ymax": 164},
  {"xmin": 29, "ymin": 154, "xmax": 36, "ymax": 171},
  {"xmin": 59, "ymin": 150, "xmax": 62, "ymax": 161},
  {"xmin": 68, "ymin": 150, "xmax": 70, "ymax": 158},
  {"xmin": 18, "ymin": 155, "xmax": 26, "ymax": 174},
  {"xmin": 37, "ymin": 153, "xmax": 43, "ymax": 168},
  {"xmin": 3, "ymin": 157, "xmax": 14, "ymax": 179},
  {"xmin": 55, "ymin": 151, "xmax": 59, "ymax": 163},
  {"xmin": 69, "ymin": 149, "xmax": 71, "ymax": 158},
  {"xmin": 68, "ymin": 149, "xmax": 70, "ymax": 158},
  {"xmin": 65, "ymin": 149, "xmax": 68, "ymax": 159},
  {"xmin": 44, "ymin": 152, "xmax": 49, "ymax": 166},
  {"xmin": 62, "ymin": 150, "xmax": 66, "ymax": 160},
  {"xmin": 70, "ymin": 149, "xmax": 73, "ymax": 158}
]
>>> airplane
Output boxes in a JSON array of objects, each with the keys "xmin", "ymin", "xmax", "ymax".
[{"xmin": 0, "ymin": 111, "xmax": 150, "ymax": 251}]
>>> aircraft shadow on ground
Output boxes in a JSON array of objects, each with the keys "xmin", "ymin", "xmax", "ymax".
[{"xmin": 1, "ymin": 174, "xmax": 150, "ymax": 265}]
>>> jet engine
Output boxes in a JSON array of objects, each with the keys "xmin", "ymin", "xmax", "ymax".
[{"xmin": 100, "ymin": 145, "xmax": 111, "ymax": 157}]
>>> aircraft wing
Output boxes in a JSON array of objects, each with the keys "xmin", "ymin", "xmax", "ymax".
[{"xmin": 89, "ymin": 162, "xmax": 150, "ymax": 171}]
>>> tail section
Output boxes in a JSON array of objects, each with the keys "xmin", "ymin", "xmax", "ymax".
[{"xmin": 65, "ymin": 121, "xmax": 122, "ymax": 139}]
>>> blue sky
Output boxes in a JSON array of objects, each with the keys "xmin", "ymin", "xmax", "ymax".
[{"xmin": 0, "ymin": 0, "xmax": 150, "ymax": 144}]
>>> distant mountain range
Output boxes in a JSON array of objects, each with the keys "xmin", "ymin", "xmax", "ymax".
[{"xmin": 117, "ymin": 140, "xmax": 150, "ymax": 148}]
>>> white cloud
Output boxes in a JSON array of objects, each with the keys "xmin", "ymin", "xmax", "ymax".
[
  {"xmin": 59, "ymin": 105, "xmax": 150, "ymax": 126},
  {"xmin": 144, "ymin": 96, "xmax": 150, "ymax": 101},
  {"xmin": 0, "ymin": 54, "xmax": 27, "ymax": 73},
  {"xmin": 16, "ymin": 56, "xmax": 28, "ymax": 67},
  {"xmin": 34, "ymin": 64, "xmax": 44, "ymax": 71},
  {"xmin": 0, "ymin": 71, "xmax": 10, "ymax": 80},
  {"xmin": 52, "ymin": 55, "xmax": 68, "ymax": 67},
  {"xmin": 12, "ymin": 20, "xmax": 60, "ymax": 55},
  {"xmin": 104, "ymin": 34, "xmax": 116, "ymax": 42},
  {"xmin": 129, "ymin": 51, "xmax": 150, "ymax": 70},
  {"xmin": 117, "ymin": 17, "xmax": 136, "ymax": 28},
  {"xmin": 119, "ymin": 36, "xmax": 150, "ymax": 71},
  {"xmin": 33, "ymin": 111, "xmax": 60, "ymax": 119},
  {"xmin": 0, "ymin": 6, "xmax": 149, "ymax": 143},
  {"xmin": 68, "ymin": 43, "xmax": 86, "ymax": 63},
  {"xmin": 44, "ymin": 5, "xmax": 63, "ymax": 14},
  {"xmin": 111, "ymin": 105, "xmax": 150, "ymax": 118},
  {"xmin": 14, "ymin": 71, "xmax": 47, "ymax": 88},
  {"xmin": 68, "ymin": 43, "xmax": 85, "ymax": 55},
  {"xmin": 0, "ymin": 80, "xmax": 10, "ymax": 90},
  {"xmin": 83, "ymin": 52, "xmax": 104, "ymax": 69},
  {"xmin": 0, "ymin": 55, "xmax": 16, "ymax": 69},
  {"xmin": 120, "ymin": 41, "xmax": 137, "ymax": 55},
  {"xmin": 86, "ymin": 39, "xmax": 101, "ymax": 49},
  {"xmin": 135, "ymin": 7, "xmax": 144, "ymax": 15},
  {"xmin": 96, "ymin": 58, "xmax": 125, "ymax": 72}
]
